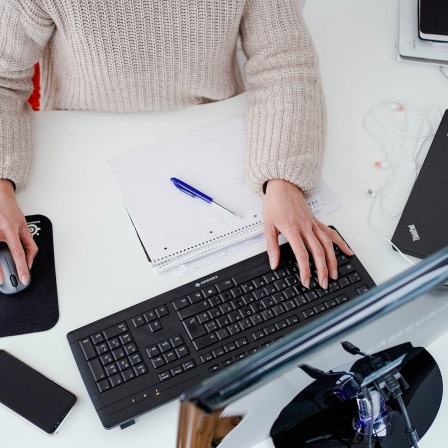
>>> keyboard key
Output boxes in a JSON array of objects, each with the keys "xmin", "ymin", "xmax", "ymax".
[
  {"xmin": 107, "ymin": 338, "xmax": 121, "ymax": 350},
  {"xmin": 349, "ymin": 272, "xmax": 361, "ymax": 284},
  {"xmin": 121, "ymin": 368, "xmax": 136, "ymax": 381},
  {"xmin": 117, "ymin": 358, "xmax": 130, "ymax": 371},
  {"xmin": 90, "ymin": 333, "xmax": 104, "ymax": 345},
  {"xmin": 155, "ymin": 306, "xmax": 169, "ymax": 318},
  {"xmin": 80, "ymin": 338, "xmax": 96, "ymax": 360},
  {"xmin": 224, "ymin": 342, "xmax": 237, "ymax": 352},
  {"xmin": 88, "ymin": 358, "xmax": 106, "ymax": 381},
  {"xmin": 235, "ymin": 337, "xmax": 249, "ymax": 348},
  {"xmin": 170, "ymin": 335, "xmax": 184, "ymax": 347},
  {"xmin": 119, "ymin": 333, "xmax": 133, "ymax": 344},
  {"xmin": 216, "ymin": 315, "xmax": 231, "ymax": 327},
  {"xmin": 151, "ymin": 356, "xmax": 165, "ymax": 369},
  {"xmin": 232, "ymin": 262, "xmax": 271, "ymax": 285},
  {"xmin": 250, "ymin": 313, "xmax": 263, "ymax": 326},
  {"xmin": 158, "ymin": 340, "xmax": 171, "ymax": 353},
  {"xmin": 212, "ymin": 347, "xmax": 225, "ymax": 358},
  {"xmin": 197, "ymin": 312, "xmax": 210, "ymax": 324},
  {"xmin": 239, "ymin": 318, "xmax": 253, "ymax": 330},
  {"xmin": 357, "ymin": 285, "xmax": 369, "ymax": 295},
  {"xmin": 302, "ymin": 308, "xmax": 316, "ymax": 319},
  {"xmin": 128, "ymin": 353, "xmax": 142, "ymax": 365},
  {"xmin": 230, "ymin": 286, "xmax": 244, "ymax": 297},
  {"xmin": 109, "ymin": 374, "xmax": 123, "ymax": 387},
  {"xmin": 201, "ymin": 286, "xmax": 217, "ymax": 298},
  {"xmin": 328, "ymin": 281, "xmax": 340, "ymax": 293},
  {"xmin": 286, "ymin": 315, "xmax": 299, "ymax": 325},
  {"xmin": 304, "ymin": 290, "xmax": 320, "ymax": 302},
  {"xmin": 283, "ymin": 299, "xmax": 298, "ymax": 311},
  {"xmin": 227, "ymin": 311, "xmax": 241, "ymax": 323},
  {"xmin": 325, "ymin": 298, "xmax": 338, "ymax": 308},
  {"xmin": 175, "ymin": 345, "xmax": 189, "ymax": 358},
  {"xmin": 263, "ymin": 325, "xmax": 276, "ymax": 335},
  {"xmin": 216, "ymin": 328, "xmax": 230, "ymax": 340},
  {"xmin": 227, "ymin": 323, "xmax": 241, "ymax": 335},
  {"xmin": 112, "ymin": 347, "xmax": 126, "ymax": 360},
  {"xmin": 104, "ymin": 363, "xmax": 119, "ymax": 376},
  {"xmin": 177, "ymin": 300, "xmax": 210, "ymax": 320},
  {"xmin": 163, "ymin": 350, "xmax": 177, "ymax": 364},
  {"xmin": 97, "ymin": 379, "xmax": 111, "ymax": 393},
  {"xmin": 252, "ymin": 330, "xmax": 265, "ymax": 340},
  {"xmin": 205, "ymin": 321, "xmax": 218, "ymax": 332},
  {"xmin": 338, "ymin": 276, "xmax": 351, "ymax": 288},
  {"xmin": 215, "ymin": 278, "xmax": 235, "ymax": 292},
  {"xmin": 182, "ymin": 316, "xmax": 207, "ymax": 340},
  {"xmin": 208, "ymin": 295, "xmax": 222, "ymax": 307},
  {"xmin": 272, "ymin": 304, "xmax": 286, "ymax": 316},
  {"xmin": 172, "ymin": 296, "xmax": 190, "ymax": 310},
  {"xmin": 275, "ymin": 320, "xmax": 288, "ymax": 331},
  {"xmin": 148, "ymin": 320, "xmax": 163, "ymax": 332},
  {"xmin": 248, "ymin": 347, "xmax": 261, "ymax": 355},
  {"xmin": 146, "ymin": 345, "xmax": 160, "ymax": 358},
  {"xmin": 200, "ymin": 353, "xmax": 214, "ymax": 363},
  {"xmin": 132, "ymin": 315, "xmax": 146, "ymax": 327},
  {"xmin": 100, "ymin": 353, "xmax": 114, "ymax": 365},
  {"xmin": 134, "ymin": 364, "xmax": 148, "ymax": 376},
  {"xmin": 192, "ymin": 333, "xmax": 218, "ymax": 350},
  {"xmin": 95, "ymin": 342, "xmax": 109, "ymax": 355},
  {"xmin": 339, "ymin": 263, "xmax": 355, "ymax": 276},
  {"xmin": 103, "ymin": 323, "xmax": 128, "ymax": 339},
  {"xmin": 144, "ymin": 310, "xmax": 157, "ymax": 322},
  {"xmin": 187, "ymin": 292, "xmax": 203, "ymax": 303},
  {"xmin": 124, "ymin": 343, "xmax": 138, "ymax": 355},
  {"xmin": 314, "ymin": 303, "xmax": 327, "ymax": 313},
  {"xmin": 221, "ymin": 358, "xmax": 235, "ymax": 367},
  {"xmin": 171, "ymin": 365, "xmax": 184, "ymax": 376},
  {"xmin": 336, "ymin": 295, "xmax": 348, "ymax": 303},
  {"xmin": 182, "ymin": 360, "xmax": 196, "ymax": 370}
]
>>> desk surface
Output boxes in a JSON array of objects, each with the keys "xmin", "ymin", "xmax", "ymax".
[{"xmin": 3, "ymin": 0, "xmax": 448, "ymax": 447}]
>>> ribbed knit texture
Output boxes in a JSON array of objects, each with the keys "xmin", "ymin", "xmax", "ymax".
[{"xmin": 0, "ymin": 0, "xmax": 326, "ymax": 194}]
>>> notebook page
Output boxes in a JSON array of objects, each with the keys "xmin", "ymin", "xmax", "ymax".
[{"xmin": 107, "ymin": 116, "xmax": 264, "ymax": 272}]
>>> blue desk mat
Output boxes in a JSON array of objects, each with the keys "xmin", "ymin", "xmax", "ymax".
[{"xmin": 0, "ymin": 215, "xmax": 59, "ymax": 338}]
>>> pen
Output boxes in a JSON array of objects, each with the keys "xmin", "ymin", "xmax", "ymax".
[{"xmin": 170, "ymin": 177, "xmax": 241, "ymax": 218}]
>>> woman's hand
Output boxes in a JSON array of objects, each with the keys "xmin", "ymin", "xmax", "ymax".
[
  {"xmin": 0, "ymin": 179, "xmax": 38, "ymax": 285},
  {"xmin": 263, "ymin": 179, "xmax": 353, "ymax": 289}
]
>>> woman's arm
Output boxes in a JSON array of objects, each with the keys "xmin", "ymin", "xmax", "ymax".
[
  {"xmin": 240, "ymin": 0, "xmax": 352, "ymax": 288},
  {"xmin": 0, "ymin": 0, "xmax": 54, "ymax": 278}
]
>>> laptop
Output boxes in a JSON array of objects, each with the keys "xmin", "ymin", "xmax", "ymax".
[{"xmin": 391, "ymin": 109, "xmax": 448, "ymax": 259}]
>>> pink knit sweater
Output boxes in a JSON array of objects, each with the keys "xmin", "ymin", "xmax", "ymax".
[{"xmin": 0, "ymin": 0, "xmax": 326, "ymax": 194}]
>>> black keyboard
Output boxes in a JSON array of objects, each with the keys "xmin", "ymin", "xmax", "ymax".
[{"xmin": 67, "ymin": 239, "xmax": 375, "ymax": 429}]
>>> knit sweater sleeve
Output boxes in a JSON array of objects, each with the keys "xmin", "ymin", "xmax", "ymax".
[
  {"xmin": 240, "ymin": 0, "xmax": 326, "ymax": 197},
  {"xmin": 0, "ymin": 0, "xmax": 54, "ymax": 191}
]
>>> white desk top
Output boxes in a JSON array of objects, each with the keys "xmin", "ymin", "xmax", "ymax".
[{"xmin": 3, "ymin": 0, "xmax": 448, "ymax": 446}]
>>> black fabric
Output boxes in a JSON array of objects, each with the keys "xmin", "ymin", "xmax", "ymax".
[{"xmin": 0, "ymin": 215, "xmax": 59, "ymax": 337}]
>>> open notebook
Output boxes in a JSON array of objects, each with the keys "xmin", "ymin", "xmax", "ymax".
[{"xmin": 107, "ymin": 116, "xmax": 334, "ymax": 273}]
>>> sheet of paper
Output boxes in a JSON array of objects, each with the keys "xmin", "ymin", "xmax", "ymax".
[
  {"xmin": 175, "ymin": 180, "xmax": 342, "ymax": 276},
  {"xmin": 108, "ymin": 116, "xmax": 264, "ymax": 272}
]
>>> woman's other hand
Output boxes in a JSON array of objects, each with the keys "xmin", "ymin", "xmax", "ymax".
[{"xmin": 0, "ymin": 179, "xmax": 38, "ymax": 286}]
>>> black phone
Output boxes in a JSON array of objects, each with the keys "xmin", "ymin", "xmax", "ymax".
[
  {"xmin": 419, "ymin": 0, "xmax": 448, "ymax": 42},
  {"xmin": 0, "ymin": 349, "xmax": 77, "ymax": 434}
]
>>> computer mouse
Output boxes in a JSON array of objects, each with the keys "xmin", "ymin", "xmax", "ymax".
[{"xmin": 0, "ymin": 243, "xmax": 30, "ymax": 295}]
